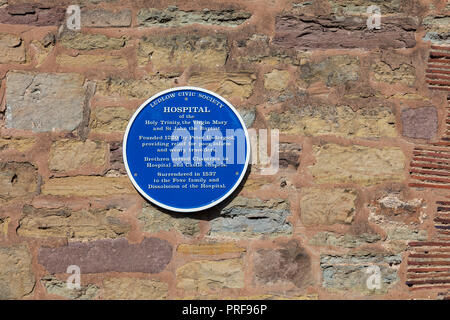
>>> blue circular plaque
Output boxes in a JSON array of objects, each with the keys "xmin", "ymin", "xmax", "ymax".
[{"xmin": 123, "ymin": 87, "xmax": 250, "ymax": 212}]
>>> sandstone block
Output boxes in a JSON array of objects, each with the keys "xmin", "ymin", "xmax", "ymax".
[
  {"xmin": 176, "ymin": 258, "xmax": 244, "ymax": 292},
  {"xmin": 49, "ymin": 139, "xmax": 108, "ymax": 173},
  {"xmin": 209, "ymin": 197, "xmax": 292, "ymax": 237},
  {"xmin": 101, "ymin": 278, "xmax": 168, "ymax": 300},
  {"xmin": 254, "ymin": 241, "xmax": 313, "ymax": 289},
  {"xmin": 0, "ymin": 162, "xmax": 38, "ymax": 203},
  {"xmin": 138, "ymin": 34, "xmax": 227, "ymax": 70},
  {"xmin": 5, "ymin": 71, "xmax": 87, "ymax": 132},
  {"xmin": 17, "ymin": 205, "xmax": 130, "ymax": 240},
  {"xmin": 0, "ymin": 33, "xmax": 26, "ymax": 64},
  {"xmin": 41, "ymin": 176, "xmax": 135, "ymax": 197},
  {"xmin": 308, "ymin": 144, "xmax": 405, "ymax": 185},
  {"xmin": 300, "ymin": 188, "xmax": 357, "ymax": 226},
  {"xmin": 0, "ymin": 245, "xmax": 35, "ymax": 299},
  {"xmin": 38, "ymin": 237, "xmax": 172, "ymax": 274}
]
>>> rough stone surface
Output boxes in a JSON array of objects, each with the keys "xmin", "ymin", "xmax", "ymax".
[
  {"xmin": 0, "ymin": 33, "xmax": 26, "ymax": 64},
  {"xmin": 56, "ymin": 54, "xmax": 128, "ymax": 68},
  {"xmin": 189, "ymin": 72, "xmax": 256, "ymax": 100},
  {"xmin": 176, "ymin": 258, "xmax": 244, "ymax": 293},
  {"xmin": 237, "ymin": 108, "xmax": 256, "ymax": 129},
  {"xmin": 300, "ymin": 55, "xmax": 360, "ymax": 86},
  {"xmin": 269, "ymin": 105, "xmax": 396, "ymax": 138},
  {"xmin": 279, "ymin": 142, "xmax": 302, "ymax": 169},
  {"xmin": 372, "ymin": 61, "xmax": 415, "ymax": 86},
  {"xmin": 368, "ymin": 193, "xmax": 427, "ymax": 242},
  {"xmin": 308, "ymin": 144, "xmax": 405, "ymax": 185},
  {"xmin": 41, "ymin": 176, "xmax": 135, "ymax": 197},
  {"xmin": 0, "ymin": 4, "xmax": 66, "ymax": 26},
  {"xmin": 38, "ymin": 237, "xmax": 172, "ymax": 274},
  {"xmin": 300, "ymin": 188, "xmax": 357, "ymax": 226},
  {"xmin": 138, "ymin": 34, "xmax": 228, "ymax": 70},
  {"xmin": 101, "ymin": 278, "xmax": 168, "ymax": 300},
  {"xmin": 49, "ymin": 140, "xmax": 108, "ymax": 173},
  {"xmin": 264, "ymin": 69, "xmax": 290, "ymax": 91},
  {"xmin": 401, "ymin": 107, "xmax": 438, "ymax": 140},
  {"xmin": 309, "ymin": 232, "xmax": 380, "ymax": 248},
  {"xmin": 109, "ymin": 142, "xmax": 126, "ymax": 174},
  {"xmin": 274, "ymin": 15, "xmax": 417, "ymax": 49},
  {"xmin": 0, "ymin": 162, "xmax": 38, "ymax": 203},
  {"xmin": 0, "ymin": 137, "xmax": 35, "ymax": 152},
  {"xmin": 137, "ymin": 7, "xmax": 251, "ymax": 27},
  {"xmin": 0, "ymin": 217, "xmax": 9, "ymax": 238},
  {"xmin": 17, "ymin": 205, "xmax": 129, "ymax": 240},
  {"xmin": 90, "ymin": 107, "xmax": 133, "ymax": 134},
  {"xmin": 139, "ymin": 203, "xmax": 200, "ymax": 236},
  {"xmin": 59, "ymin": 31, "xmax": 126, "ymax": 50},
  {"xmin": 5, "ymin": 72, "xmax": 87, "ymax": 132},
  {"xmin": 209, "ymin": 197, "xmax": 292, "ymax": 237},
  {"xmin": 321, "ymin": 252, "xmax": 402, "ymax": 294},
  {"xmin": 96, "ymin": 76, "xmax": 178, "ymax": 99},
  {"xmin": 423, "ymin": 15, "xmax": 450, "ymax": 44},
  {"xmin": 41, "ymin": 276, "xmax": 98, "ymax": 300},
  {"xmin": 81, "ymin": 9, "xmax": 132, "ymax": 28},
  {"xmin": 177, "ymin": 243, "xmax": 245, "ymax": 255},
  {"xmin": 254, "ymin": 241, "xmax": 313, "ymax": 289},
  {"xmin": 0, "ymin": 245, "xmax": 35, "ymax": 299}
]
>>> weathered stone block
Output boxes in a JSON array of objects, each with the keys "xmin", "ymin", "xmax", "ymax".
[
  {"xmin": 371, "ymin": 61, "xmax": 415, "ymax": 86},
  {"xmin": 274, "ymin": 15, "xmax": 417, "ymax": 49},
  {"xmin": 300, "ymin": 188, "xmax": 357, "ymax": 226},
  {"xmin": 41, "ymin": 276, "xmax": 98, "ymax": 300},
  {"xmin": 176, "ymin": 258, "xmax": 244, "ymax": 292},
  {"xmin": 5, "ymin": 71, "xmax": 87, "ymax": 132},
  {"xmin": 300, "ymin": 55, "xmax": 360, "ymax": 86},
  {"xmin": 90, "ymin": 107, "xmax": 133, "ymax": 134},
  {"xmin": 41, "ymin": 176, "xmax": 135, "ymax": 197},
  {"xmin": 17, "ymin": 205, "xmax": 129, "ymax": 240},
  {"xmin": 139, "ymin": 203, "xmax": 200, "ymax": 236},
  {"xmin": 81, "ymin": 9, "xmax": 132, "ymax": 27},
  {"xmin": 0, "ymin": 137, "xmax": 35, "ymax": 152},
  {"xmin": 0, "ymin": 4, "xmax": 65, "ymax": 26},
  {"xmin": 0, "ymin": 245, "xmax": 35, "ymax": 299},
  {"xmin": 308, "ymin": 144, "xmax": 405, "ymax": 185},
  {"xmin": 401, "ymin": 107, "xmax": 438, "ymax": 140},
  {"xmin": 189, "ymin": 72, "xmax": 256, "ymax": 100},
  {"xmin": 209, "ymin": 197, "xmax": 292, "ymax": 237},
  {"xmin": 254, "ymin": 241, "xmax": 313, "ymax": 289},
  {"xmin": 56, "ymin": 54, "xmax": 128, "ymax": 68},
  {"xmin": 101, "ymin": 278, "xmax": 168, "ymax": 300},
  {"xmin": 38, "ymin": 237, "xmax": 172, "ymax": 274},
  {"xmin": 320, "ymin": 252, "xmax": 401, "ymax": 294},
  {"xmin": 137, "ymin": 7, "xmax": 250, "ymax": 27},
  {"xmin": 49, "ymin": 139, "xmax": 108, "ymax": 173},
  {"xmin": 0, "ymin": 162, "xmax": 38, "ymax": 203},
  {"xmin": 309, "ymin": 232, "xmax": 380, "ymax": 248},
  {"xmin": 0, "ymin": 33, "xmax": 26, "ymax": 64},
  {"xmin": 269, "ymin": 105, "xmax": 396, "ymax": 138},
  {"xmin": 177, "ymin": 243, "xmax": 245, "ymax": 255},
  {"xmin": 264, "ymin": 69, "xmax": 290, "ymax": 91},
  {"xmin": 59, "ymin": 31, "xmax": 126, "ymax": 50},
  {"xmin": 138, "ymin": 34, "xmax": 228, "ymax": 70}
]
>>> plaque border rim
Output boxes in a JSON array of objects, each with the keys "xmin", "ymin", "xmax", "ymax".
[{"xmin": 122, "ymin": 86, "xmax": 251, "ymax": 213}]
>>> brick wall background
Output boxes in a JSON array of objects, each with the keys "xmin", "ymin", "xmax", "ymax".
[{"xmin": 0, "ymin": 0, "xmax": 449, "ymax": 300}]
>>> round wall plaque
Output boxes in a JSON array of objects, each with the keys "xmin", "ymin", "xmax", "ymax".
[{"xmin": 123, "ymin": 87, "xmax": 250, "ymax": 212}]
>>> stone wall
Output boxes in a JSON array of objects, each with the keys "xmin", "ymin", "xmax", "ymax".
[{"xmin": 0, "ymin": 0, "xmax": 449, "ymax": 300}]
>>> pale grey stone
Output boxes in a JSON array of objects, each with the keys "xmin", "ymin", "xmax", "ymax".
[{"xmin": 5, "ymin": 72, "xmax": 87, "ymax": 132}]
